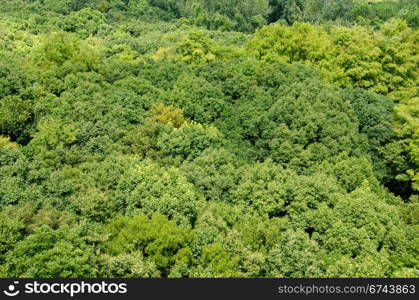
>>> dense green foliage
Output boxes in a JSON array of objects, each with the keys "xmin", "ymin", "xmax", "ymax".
[{"xmin": 0, "ymin": 0, "xmax": 417, "ymax": 278}]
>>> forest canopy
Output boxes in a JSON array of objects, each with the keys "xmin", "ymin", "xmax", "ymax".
[{"xmin": 0, "ymin": 0, "xmax": 418, "ymax": 278}]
